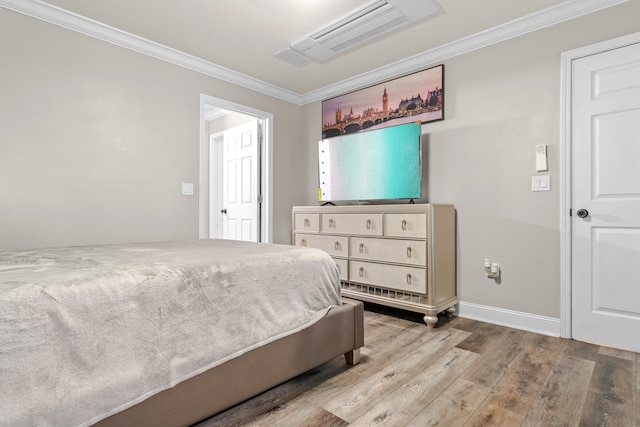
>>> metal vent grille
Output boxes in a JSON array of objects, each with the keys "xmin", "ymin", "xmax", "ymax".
[
  {"xmin": 330, "ymin": 15, "xmax": 409, "ymax": 53},
  {"xmin": 273, "ymin": 48, "xmax": 313, "ymax": 67},
  {"xmin": 341, "ymin": 282, "xmax": 429, "ymax": 305}
]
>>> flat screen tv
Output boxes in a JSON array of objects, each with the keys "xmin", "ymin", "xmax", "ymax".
[{"xmin": 318, "ymin": 122, "xmax": 422, "ymax": 202}]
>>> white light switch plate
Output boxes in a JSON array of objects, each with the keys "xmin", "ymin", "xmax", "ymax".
[
  {"xmin": 531, "ymin": 175, "xmax": 550, "ymax": 192},
  {"xmin": 181, "ymin": 182, "xmax": 194, "ymax": 195}
]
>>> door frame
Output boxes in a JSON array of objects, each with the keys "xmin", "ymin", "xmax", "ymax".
[
  {"xmin": 559, "ymin": 31, "xmax": 640, "ymax": 339},
  {"xmin": 209, "ymin": 132, "xmax": 224, "ymax": 239},
  {"xmin": 199, "ymin": 94, "xmax": 273, "ymax": 243}
]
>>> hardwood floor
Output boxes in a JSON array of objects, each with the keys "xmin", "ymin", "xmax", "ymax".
[{"xmin": 197, "ymin": 304, "xmax": 639, "ymax": 426}]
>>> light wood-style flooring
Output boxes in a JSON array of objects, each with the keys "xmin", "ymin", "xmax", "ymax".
[{"xmin": 197, "ymin": 304, "xmax": 640, "ymax": 426}]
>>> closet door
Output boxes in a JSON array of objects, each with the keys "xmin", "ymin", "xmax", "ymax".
[{"xmin": 571, "ymin": 41, "xmax": 640, "ymax": 352}]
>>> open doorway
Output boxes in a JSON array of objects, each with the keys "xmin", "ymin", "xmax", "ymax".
[{"xmin": 199, "ymin": 94, "xmax": 273, "ymax": 243}]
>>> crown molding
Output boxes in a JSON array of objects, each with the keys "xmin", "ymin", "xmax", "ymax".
[
  {"xmin": 0, "ymin": 0, "xmax": 304, "ymax": 105},
  {"xmin": 0, "ymin": 0, "xmax": 628, "ymax": 106}
]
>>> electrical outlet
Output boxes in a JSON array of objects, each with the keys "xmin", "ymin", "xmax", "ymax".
[{"xmin": 484, "ymin": 259, "xmax": 500, "ymax": 279}]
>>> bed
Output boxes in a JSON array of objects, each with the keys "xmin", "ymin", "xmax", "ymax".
[{"xmin": 0, "ymin": 239, "xmax": 364, "ymax": 427}]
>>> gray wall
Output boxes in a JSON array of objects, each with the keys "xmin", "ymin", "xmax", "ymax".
[
  {"xmin": 2, "ymin": 2, "xmax": 640, "ymax": 320},
  {"xmin": 301, "ymin": 1, "xmax": 640, "ymax": 318},
  {"xmin": 0, "ymin": 8, "xmax": 302, "ymax": 249}
]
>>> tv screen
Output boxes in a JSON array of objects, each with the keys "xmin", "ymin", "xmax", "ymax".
[{"xmin": 318, "ymin": 122, "xmax": 422, "ymax": 202}]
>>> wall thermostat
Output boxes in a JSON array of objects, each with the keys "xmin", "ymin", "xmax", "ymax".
[{"xmin": 536, "ymin": 144, "xmax": 548, "ymax": 172}]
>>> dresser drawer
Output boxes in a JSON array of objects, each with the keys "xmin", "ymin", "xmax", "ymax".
[
  {"xmin": 322, "ymin": 213, "xmax": 382, "ymax": 236},
  {"xmin": 333, "ymin": 257, "xmax": 348, "ymax": 282},
  {"xmin": 348, "ymin": 261, "xmax": 427, "ymax": 294},
  {"xmin": 294, "ymin": 233, "xmax": 348, "ymax": 258},
  {"xmin": 349, "ymin": 237, "xmax": 426, "ymax": 267},
  {"xmin": 293, "ymin": 213, "xmax": 320, "ymax": 232},
  {"xmin": 384, "ymin": 213, "xmax": 427, "ymax": 238}
]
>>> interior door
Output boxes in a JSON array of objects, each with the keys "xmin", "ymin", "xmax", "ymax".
[
  {"xmin": 571, "ymin": 41, "xmax": 640, "ymax": 352},
  {"xmin": 222, "ymin": 120, "xmax": 260, "ymax": 242}
]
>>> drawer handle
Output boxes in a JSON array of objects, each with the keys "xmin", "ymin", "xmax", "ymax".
[
  {"xmin": 304, "ymin": 218, "xmax": 310, "ymax": 227},
  {"xmin": 402, "ymin": 220, "xmax": 407, "ymax": 231},
  {"xmin": 406, "ymin": 274, "xmax": 412, "ymax": 285},
  {"xmin": 359, "ymin": 243, "xmax": 364, "ymax": 253},
  {"xmin": 334, "ymin": 241, "xmax": 340, "ymax": 250},
  {"xmin": 300, "ymin": 239, "xmax": 307, "ymax": 247},
  {"xmin": 406, "ymin": 247, "xmax": 412, "ymax": 258},
  {"xmin": 359, "ymin": 267, "xmax": 364, "ymax": 277},
  {"xmin": 366, "ymin": 219, "xmax": 371, "ymax": 229},
  {"xmin": 328, "ymin": 218, "xmax": 334, "ymax": 228}
]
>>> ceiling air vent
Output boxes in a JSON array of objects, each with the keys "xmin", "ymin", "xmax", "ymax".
[
  {"xmin": 289, "ymin": 0, "xmax": 441, "ymax": 63},
  {"xmin": 273, "ymin": 48, "xmax": 314, "ymax": 67}
]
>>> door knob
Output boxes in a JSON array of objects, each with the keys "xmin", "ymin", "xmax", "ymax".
[
  {"xmin": 220, "ymin": 208, "xmax": 227, "ymax": 214},
  {"xmin": 576, "ymin": 209, "xmax": 589, "ymax": 218}
]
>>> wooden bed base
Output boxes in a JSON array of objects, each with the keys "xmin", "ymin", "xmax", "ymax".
[{"xmin": 94, "ymin": 299, "xmax": 364, "ymax": 427}]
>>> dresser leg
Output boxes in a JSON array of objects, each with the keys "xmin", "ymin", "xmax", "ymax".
[
  {"xmin": 423, "ymin": 315, "xmax": 438, "ymax": 328},
  {"xmin": 344, "ymin": 348, "xmax": 361, "ymax": 365},
  {"xmin": 445, "ymin": 306, "xmax": 456, "ymax": 317}
]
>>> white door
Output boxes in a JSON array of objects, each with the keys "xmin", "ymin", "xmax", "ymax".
[
  {"xmin": 571, "ymin": 42, "xmax": 640, "ymax": 352},
  {"xmin": 221, "ymin": 121, "xmax": 260, "ymax": 241}
]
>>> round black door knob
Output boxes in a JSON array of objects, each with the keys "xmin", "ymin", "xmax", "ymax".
[
  {"xmin": 577, "ymin": 209, "xmax": 589, "ymax": 218},
  {"xmin": 220, "ymin": 208, "xmax": 227, "ymax": 214}
]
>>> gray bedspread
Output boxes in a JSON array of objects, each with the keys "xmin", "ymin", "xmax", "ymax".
[{"xmin": 0, "ymin": 239, "xmax": 341, "ymax": 427}]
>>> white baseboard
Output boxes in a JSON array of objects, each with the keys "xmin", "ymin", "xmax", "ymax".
[{"xmin": 457, "ymin": 301, "xmax": 561, "ymax": 337}]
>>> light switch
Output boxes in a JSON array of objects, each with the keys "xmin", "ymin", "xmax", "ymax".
[
  {"xmin": 181, "ymin": 182, "xmax": 194, "ymax": 196},
  {"xmin": 531, "ymin": 175, "xmax": 550, "ymax": 192}
]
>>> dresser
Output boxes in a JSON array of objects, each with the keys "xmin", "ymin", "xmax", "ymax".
[{"xmin": 292, "ymin": 204, "xmax": 457, "ymax": 327}]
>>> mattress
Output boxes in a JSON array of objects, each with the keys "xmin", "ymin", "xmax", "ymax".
[{"xmin": 0, "ymin": 239, "xmax": 341, "ymax": 427}]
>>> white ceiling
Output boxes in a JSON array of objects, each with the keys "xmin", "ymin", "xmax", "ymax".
[{"xmin": 2, "ymin": 0, "xmax": 628, "ymax": 103}]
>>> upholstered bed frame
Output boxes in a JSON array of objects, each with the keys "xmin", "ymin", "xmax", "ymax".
[{"xmin": 94, "ymin": 298, "xmax": 364, "ymax": 427}]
